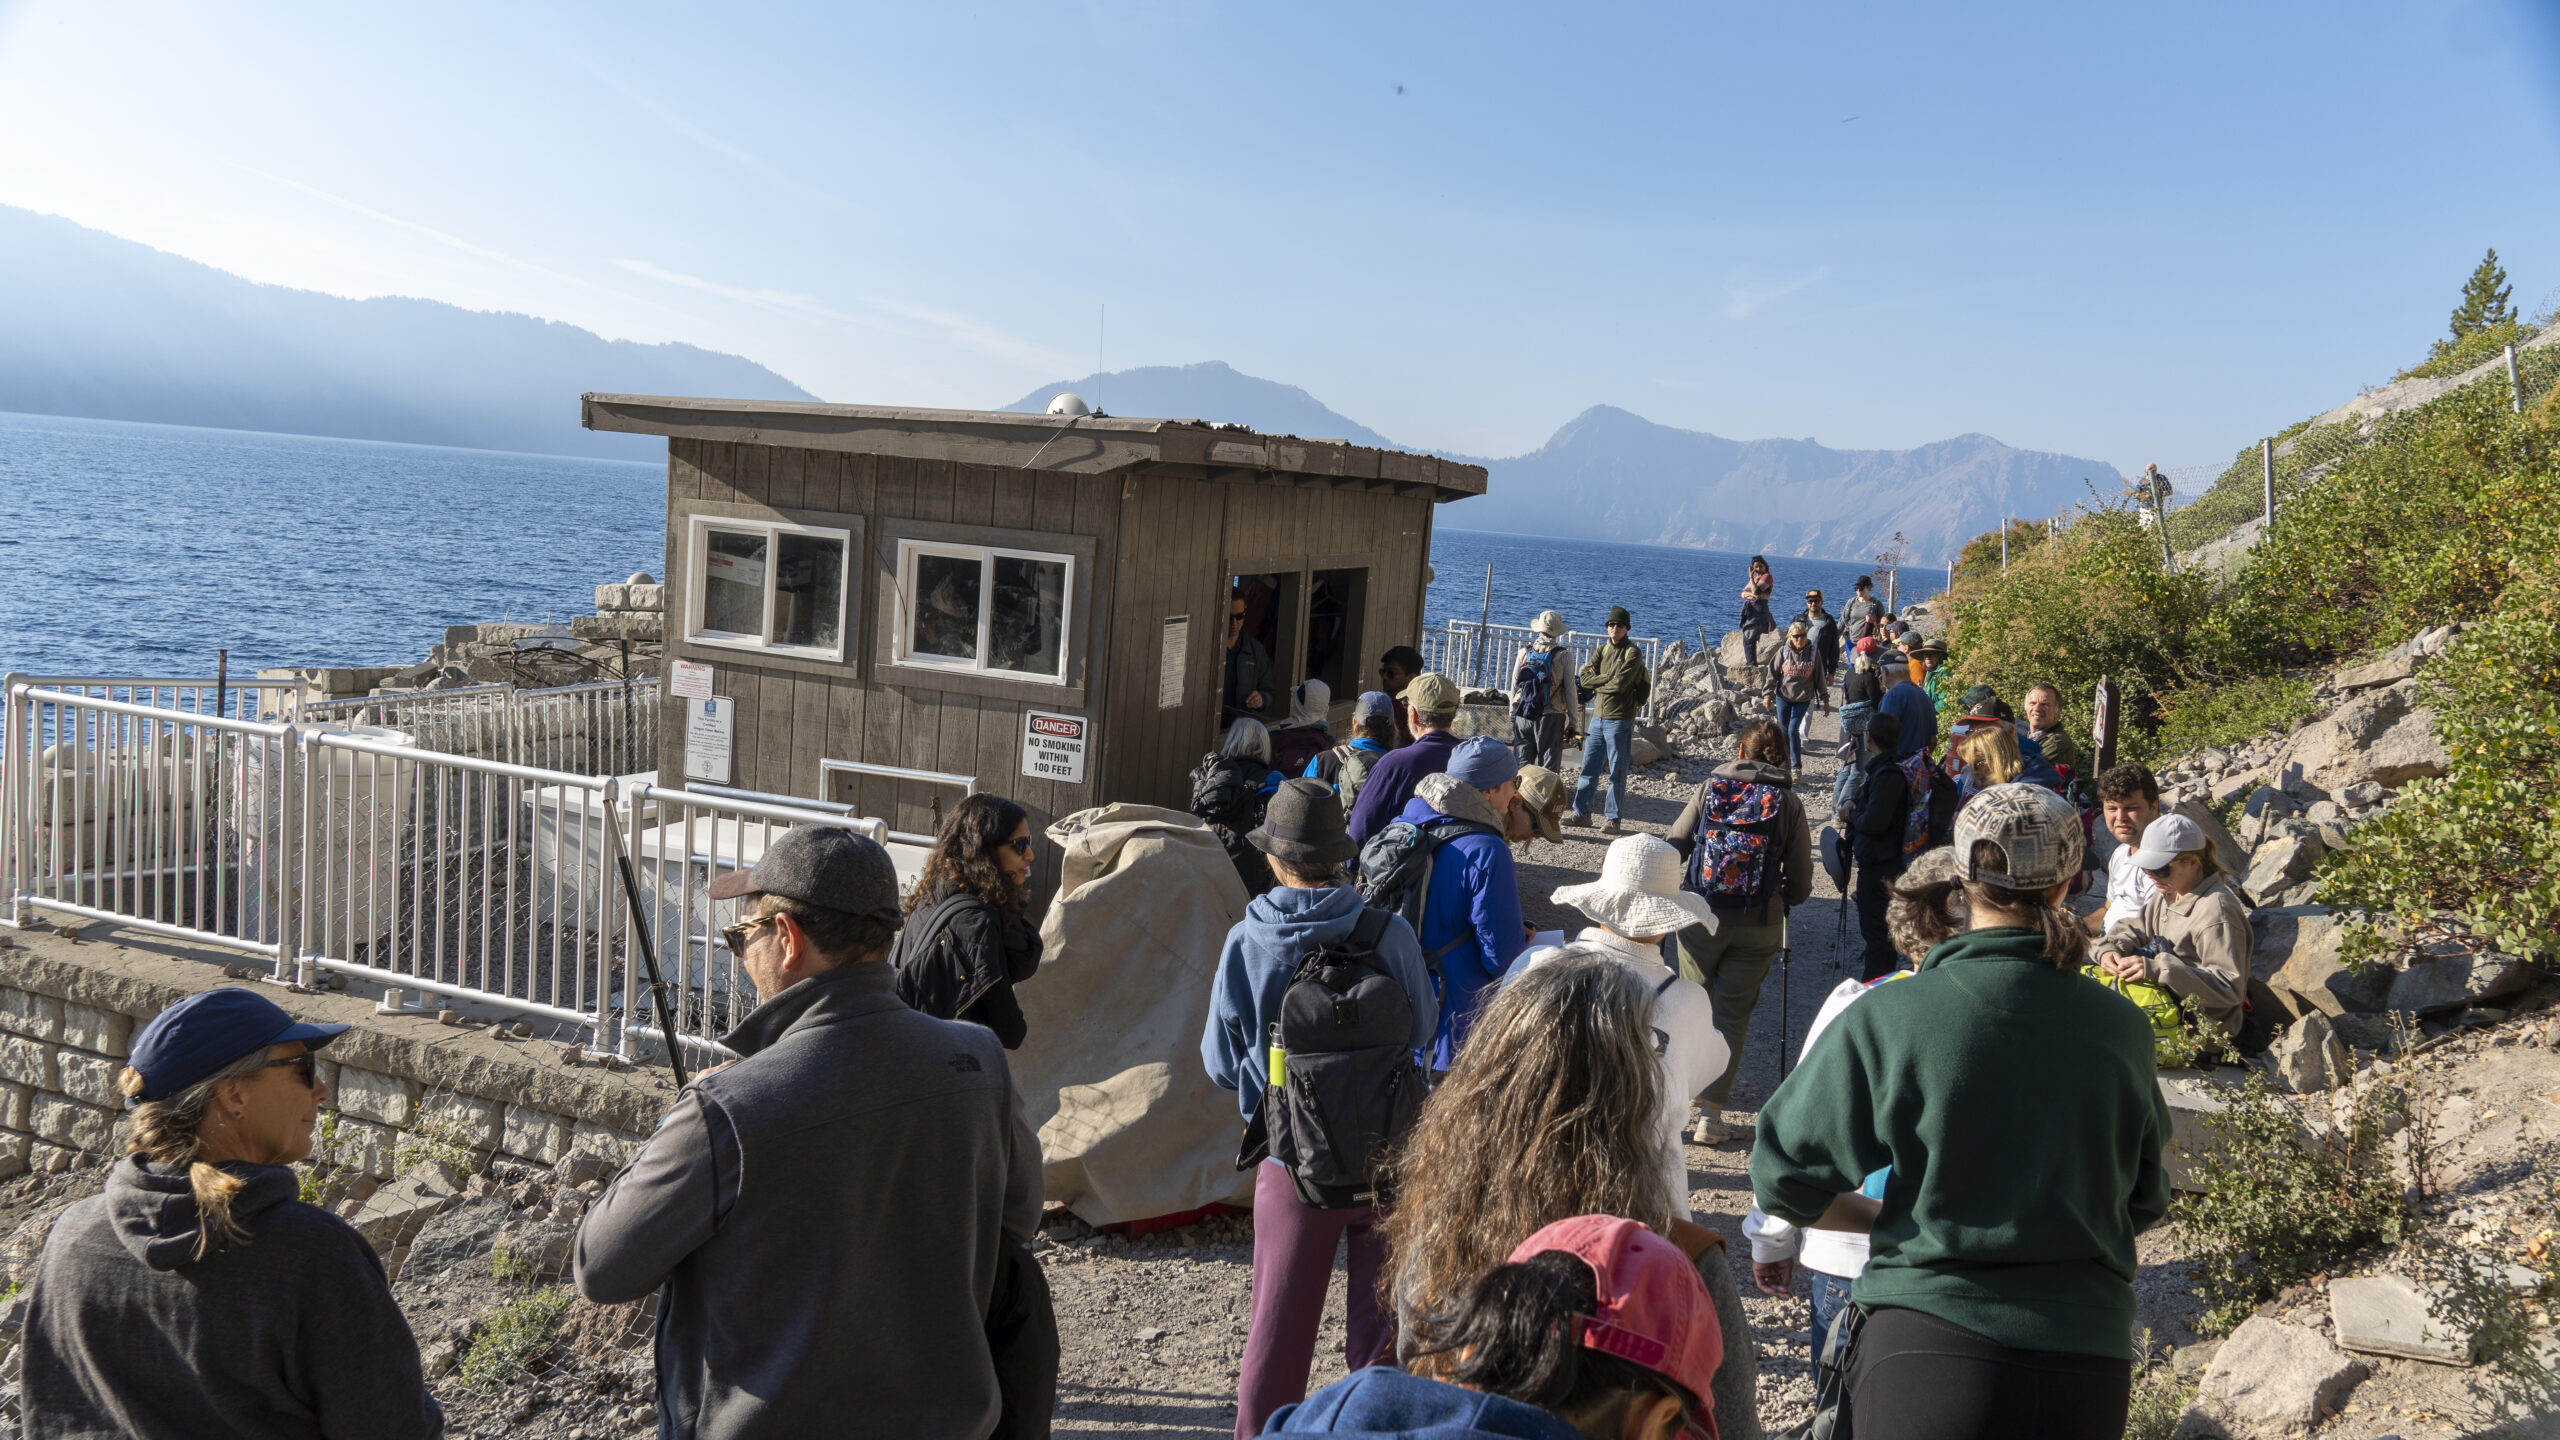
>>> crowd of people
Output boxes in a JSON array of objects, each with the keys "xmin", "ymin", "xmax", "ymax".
[{"xmin": 16, "ymin": 576, "xmax": 2240, "ymax": 1440}]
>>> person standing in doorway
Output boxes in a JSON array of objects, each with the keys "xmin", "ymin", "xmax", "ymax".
[
  {"xmin": 1225, "ymin": 591, "xmax": 1275, "ymax": 724},
  {"xmin": 1510, "ymin": 610, "xmax": 1582, "ymax": 773},
  {"xmin": 1571, "ymin": 608, "xmax": 1650, "ymax": 835}
]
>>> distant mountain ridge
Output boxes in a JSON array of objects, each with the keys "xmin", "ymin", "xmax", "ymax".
[
  {"xmin": 1006, "ymin": 371, "xmax": 2118, "ymax": 565},
  {"xmin": 0, "ymin": 205, "xmax": 814, "ymax": 460}
]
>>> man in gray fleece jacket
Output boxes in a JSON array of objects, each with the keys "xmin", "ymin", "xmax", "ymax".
[{"xmin": 576, "ymin": 826, "xmax": 1044, "ymax": 1440}]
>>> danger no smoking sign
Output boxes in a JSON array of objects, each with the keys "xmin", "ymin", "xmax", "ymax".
[{"xmin": 1020, "ymin": 711, "xmax": 1090, "ymax": 784}]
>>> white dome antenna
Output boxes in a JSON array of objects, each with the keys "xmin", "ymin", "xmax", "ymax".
[{"xmin": 1045, "ymin": 392, "xmax": 1092, "ymax": 417}]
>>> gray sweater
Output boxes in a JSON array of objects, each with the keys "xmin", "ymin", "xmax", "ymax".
[
  {"xmin": 23, "ymin": 1157, "xmax": 442, "ymax": 1440},
  {"xmin": 575, "ymin": 961, "xmax": 1044, "ymax": 1440}
]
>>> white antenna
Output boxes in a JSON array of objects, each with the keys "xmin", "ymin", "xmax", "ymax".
[{"xmin": 1097, "ymin": 303, "xmax": 1105, "ymax": 413}]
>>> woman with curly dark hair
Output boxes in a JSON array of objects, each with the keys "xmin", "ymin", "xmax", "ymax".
[{"xmin": 891, "ymin": 793, "xmax": 1044, "ymax": 1048}]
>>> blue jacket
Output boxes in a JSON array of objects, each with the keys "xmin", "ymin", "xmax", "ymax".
[
  {"xmin": 1305, "ymin": 735, "xmax": 1390, "ymax": 780},
  {"xmin": 1267, "ymin": 1367, "xmax": 1581, "ymax": 1440},
  {"xmin": 1347, "ymin": 730, "xmax": 1459, "ymax": 847},
  {"xmin": 1396, "ymin": 795, "xmax": 1525, "ymax": 1070},
  {"xmin": 1200, "ymin": 885, "xmax": 1438, "ymax": 1125},
  {"xmin": 1878, "ymin": 680, "xmax": 1937, "ymax": 760}
]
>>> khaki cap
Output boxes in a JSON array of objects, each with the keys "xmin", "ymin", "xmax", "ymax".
[
  {"xmin": 1516, "ymin": 765, "xmax": 1569, "ymax": 843},
  {"xmin": 1405, "ymin": 671, "xmax": 1461, "ymax": 716}
]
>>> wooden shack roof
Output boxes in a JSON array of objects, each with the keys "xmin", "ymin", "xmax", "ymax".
[{"xmin": 582, "ymin": 393, "xmax": 1488, "ymax": 502}]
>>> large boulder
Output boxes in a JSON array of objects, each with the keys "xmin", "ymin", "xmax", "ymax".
[
  {"xmin": 2330, "ymin": 1274, "xmax": 2472, "ymax": 1365},
  {"xmin": 2177, "ymin": 1317, "xmax": 2368, "ymax": 1438},
  {"xmin": 2359, "ymin": 708, "xmax": 2452, "ymax": 788},
  {"xmin": 2274, "ymin": 686, "xmax": 2449, "ymax": 796},
  {"xmin": 1717, "ymin": 630, "xmax": 1752, "ymax": 669},
  {"xmin": 2243, "ymin": 833, "xmax": 2324, "ymax": 904},
  {"xmin": 2384, "ymin": 943, "xmax": 2539, "ymax": 1015},
  {"xmin": 2265, "ymin": 917, "xmax": 2387, "ymax": 1019},
  {"xmin": 2268, "ymin": 1012, "xmax": 2352, "ymax": 1094}
]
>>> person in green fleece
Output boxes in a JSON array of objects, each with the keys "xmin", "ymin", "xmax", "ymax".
[{"xmin": 1750, "ymin": 783, "xmax": 2173, "ymax": 1440}]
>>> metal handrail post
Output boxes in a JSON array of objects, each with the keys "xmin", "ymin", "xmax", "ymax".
[
  {"xmin": 277, "ymin": 726, "xmax": 306, "ymax": 986},
  {"xmin": 2, "ymin": 675, "xmax": 23, "ymax": 925}
]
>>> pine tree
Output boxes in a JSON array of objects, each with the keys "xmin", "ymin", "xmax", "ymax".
[{"xmin": 2449, "ymin": 248, "xmax": 2516, "ymax": 339}]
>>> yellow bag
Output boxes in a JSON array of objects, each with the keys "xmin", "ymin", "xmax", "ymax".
[{"xmin": 2082, "ymin": 963, "xmax": 2187, "ymax": 1062}]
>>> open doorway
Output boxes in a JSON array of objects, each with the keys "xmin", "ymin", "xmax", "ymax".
[
  {"xmin": 1307, "ymin": 567, "xmax": 1366, "ymax": 704},
  {"xmin": 1225, "ymin": 573, "xmax": 1295, "ymax": 728}
]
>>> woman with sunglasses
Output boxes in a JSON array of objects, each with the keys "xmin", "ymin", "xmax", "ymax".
[
  {"xmin": 23, "ymin": 988, "xmax": 443, "ymax": 1439},
  {"xmin": 892, "ymin": 793, "xmax": 1045, "ymax": 1049},
  {"xmin": 2090, "ymin": 812, "xmax": 2256, "ymax": 1052}
]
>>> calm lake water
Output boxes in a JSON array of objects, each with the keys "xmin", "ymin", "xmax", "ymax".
[
  {"xmin": 0, "ymin": 411, "xmax": 663, "ymax": 678},
  {"xmin": 0, "ymin": 410, "xmax": 1929, "ymax": 681}
]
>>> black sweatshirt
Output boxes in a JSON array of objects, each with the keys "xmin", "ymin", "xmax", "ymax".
[{"xmin": 24, "ymin": 1157, "xmax": 442, "ymax": 1440}]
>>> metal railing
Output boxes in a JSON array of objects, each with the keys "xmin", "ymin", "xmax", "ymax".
[
  {"xmin": 300, "ymin": 676, "xmax": 659, "ymax": 775},
  {"xmin": 1419, "ymin": 622, "xmax": 1663, "ymax": 720},
  {"xmin": 2, "ymin": 677, "xmax": 864, "ymax": 1064}
]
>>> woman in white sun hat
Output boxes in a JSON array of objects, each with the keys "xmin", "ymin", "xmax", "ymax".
[
  {"xmin": 1515, "ymin": 833, "xmax": 1727, "ymax": 1218},
  {"xmin": 1509, "ymin": 609, "xmax": 1583, "ymax": 773}
]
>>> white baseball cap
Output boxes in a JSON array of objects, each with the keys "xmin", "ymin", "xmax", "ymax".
[{"xmin": 2127, "ymin": 812, "xmax": 2205, "ymax": 872}]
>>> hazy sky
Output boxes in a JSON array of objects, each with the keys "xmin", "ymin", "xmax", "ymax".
[{"xmin": 3, "ymin": 1, "xmax": 2555, "ymax": 470}]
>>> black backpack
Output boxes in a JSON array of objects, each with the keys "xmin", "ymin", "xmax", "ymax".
[
  {"xmin": 1260, "ymin": 909, "xmax": 1429, "ymax": 1209},
  {"xmin": 1189, "ymin": 753, "xmax": 1264, "ymax": 832},
  {"xmin": 1511, "ymin": 649, "xmax": 1554, "ymax": 721},
  {"xmin": 1355, "ymin": 814, "xmax": 1502, "ymax": 972}
]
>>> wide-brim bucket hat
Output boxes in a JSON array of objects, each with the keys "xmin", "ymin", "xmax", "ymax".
[
  {"xmin": 1552, "ymin": 834, "xmax": 1717, "ymax": 936},
  {"xmin": 1248, "ymin": 778, "xmax": 1358, "ymax": 867},
  {"xmin": 1533, "ymin": 610, "xmax": 1569, "ymax": 638}
]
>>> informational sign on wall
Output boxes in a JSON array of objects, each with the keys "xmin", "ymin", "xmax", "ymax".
[
  {"xmin": 1158, "ymin": 616, "xmax": 1188, "ymax": 710},
  {"xmin": 683, "ymin": 696, "xmax": 735, "ymax": 783},
  {"xmin": 1021, "ymin": 711, "xmax": 1089, "ymax": 784},
  {"xmin": 670, "ymin": 659, "xmax": 714, "ymax": 700}
]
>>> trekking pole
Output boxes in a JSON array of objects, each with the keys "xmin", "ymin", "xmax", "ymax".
[
  {"xmin": 1777, "ymin": 911, "xmax": 1793, "ymax": 1081},
  {"xmin": 600, "ymin": 804, "xmax": 691, "ymax": 1089}
]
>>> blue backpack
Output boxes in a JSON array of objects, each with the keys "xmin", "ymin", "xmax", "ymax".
[
  {"xmin": 1511, "ymin": 649, "xmax": 1555, "ymax": 721},
  {"xmin": 1686, "ymin": 777, "xmax": 1788, "ymax": 914}
]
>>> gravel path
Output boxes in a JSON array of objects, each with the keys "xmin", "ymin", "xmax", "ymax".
[{"xmin": 1041, "ymin": 698, "xmax": 2210, "ymax": 1437}]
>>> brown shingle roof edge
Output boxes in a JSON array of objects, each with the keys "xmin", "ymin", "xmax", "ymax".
[{"xmin": 581, "ymin": 393, "xmax": 1488, "ymax": 501}]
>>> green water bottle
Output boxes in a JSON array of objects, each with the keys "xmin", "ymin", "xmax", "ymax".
[{"xmin": 1266, "ymin": 1022, "xmax": 1286, "ymax": 1087}]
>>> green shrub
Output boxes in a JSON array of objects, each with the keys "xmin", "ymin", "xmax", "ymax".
[
  {"xmin": 2144, "ymin": 675, "xmax": 2316, "ymax": 764},
  {"xmin": 459, "ymin": 1289, "xmax": 572, "ymax": 1394},
  {"xmin": 2124, "ymin": 1332, "xmax": 2197, "ymax": 1440},
  {"xmin": 2172, "ymin": 1072, "xmax": 2405, "ymax": 1336},
  {"xmin": 2400, "ymin": 318, "xmax": 2538, "ymax": 381}
]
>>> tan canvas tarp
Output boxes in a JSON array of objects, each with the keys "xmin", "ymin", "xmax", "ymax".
[{"xmin": 1010, "ymin": 803, "xmax": 1253, "ymax": 1226}]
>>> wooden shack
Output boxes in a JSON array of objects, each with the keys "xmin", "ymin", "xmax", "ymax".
[{"xmin": 582, "ymin": 394, "xmax": 1486, "ymax": 851}]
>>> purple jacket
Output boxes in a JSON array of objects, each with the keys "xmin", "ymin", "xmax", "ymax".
[{"xmin": 1346, "ymin": 730, "xmax": 1458, "ymax": 847}]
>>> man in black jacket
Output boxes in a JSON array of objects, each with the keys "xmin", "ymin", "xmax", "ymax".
[
  {"xmin": 1846, "ymin": 713, "xmax": 1912, "ymax": 981},
  {"xmin": 577, "ymin": 825, "xmax": 1047, "ymax": 1440}
]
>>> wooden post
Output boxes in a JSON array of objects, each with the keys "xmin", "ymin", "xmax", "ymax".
[
  {"xmin": 2093, "ymin": 675, "xmax": 2118, "ymax": 777},
  {"xmin": 1475, "ymin": 563, "xmax": 1494, "ymax": 689},
  {"xmin": 2509, "ymin": 343, "xmax": 2526, "ymax": 415},
  {"xmin": 2263, "ymin": 437, "xmax": 2276, "ymax": 523}
]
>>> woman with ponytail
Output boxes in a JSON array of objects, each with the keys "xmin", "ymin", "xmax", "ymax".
[
  {"xmin": 1750, "ymin": 784, "xmax": 2174, "ymax": 1440},
  {"xmin": 24, "ymin": 988, "xmax": 443, "ymax": 1439}
]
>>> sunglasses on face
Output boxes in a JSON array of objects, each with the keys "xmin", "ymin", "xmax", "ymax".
[
  {"xmin": 720, "ymin": 913, "xmax": 781, "ymax": 958},
  {"xmin": 263, "ymin": 1052, "xmax": 318, "ymax": 1088},
  {"xmin": 1004, "ymin": 835, "xmax": 1033, "ymax": 857}
]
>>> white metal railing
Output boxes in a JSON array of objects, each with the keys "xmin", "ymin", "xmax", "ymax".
[
  {"xmin": 1419, "ymin": 623, "xmax": 1663, "ymax": 720},
  {"xmin": 3, "ymin": 678, "xmax": 871, "ymax": 1065},
  {"xmin": 300, "ymin": 676, "xmax": 659, "ymax": 775}
]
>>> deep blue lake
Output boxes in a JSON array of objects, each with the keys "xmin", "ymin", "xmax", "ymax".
[{"xmin": 0, "ymin": 410, "xmax": 1929, "ymax": 680}]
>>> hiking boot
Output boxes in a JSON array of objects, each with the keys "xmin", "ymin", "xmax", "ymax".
[
  {"xmin": 1566, "ymin": 812, "xmax": 1592, "ymax": 829},
  {"xmin": 1690, "ymin": 1111, "xmax": 1734, "ymax": 1146},
  {"xmin": 1603, "ymin": 818, "xmax": 1624, "ymax": 836}
]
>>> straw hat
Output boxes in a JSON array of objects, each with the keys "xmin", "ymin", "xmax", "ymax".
[
  {"xmin": 1551, "ymin": 834, "xmax": 1717, "ymax": 938},
  {"xmin": 1516, "ymin": 765, "xmax": 1569, "ymax": 843},
  {"xmin": 1533, "ymin": 610, "xmax": 1569, "ymax": 638}
]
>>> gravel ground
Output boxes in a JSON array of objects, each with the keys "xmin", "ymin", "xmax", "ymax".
[{"xmin": 1039, "ymin": 696, "xmax": 2210, "ymax": 1438}]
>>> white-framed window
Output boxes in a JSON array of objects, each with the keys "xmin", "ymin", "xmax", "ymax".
[
  {"xmin": 893, "ymin": 539, "xmax": 1074, "ymax": 683},
  {"xmin": 684, "ymin": 515, "xmax": 852, "ymax": 660}
]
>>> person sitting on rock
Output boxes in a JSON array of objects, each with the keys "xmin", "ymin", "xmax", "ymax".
[
  {"xmin": 1270, "ymin": 1215, "xmax": 1724, "ymax": 1440},
  {"xmin": 2089, "ymin": 812, "xmax": 2257, "ymax": 1052},
  {"xmin": 2082, "ymin": 764, "xmax": 2164, "ymax": 937},
  {"xmin": 2023, "ymin": 682, "xmax": 2081, "ymax": 776},
  {"xmin": 21, "ymin": 988, "xmax": 444, "ymax": 1440}
]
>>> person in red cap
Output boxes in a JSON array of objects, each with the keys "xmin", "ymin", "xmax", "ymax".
[{"xmin": 1266, "ymin": 1214, "xmax": 1718, "ymax": 1440}]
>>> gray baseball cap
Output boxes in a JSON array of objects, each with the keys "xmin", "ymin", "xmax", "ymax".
[
  {"xmin": 1951, "ymin": 783, "xmax": 2084, "ymax": 890},
  {"xmin": 707, "ymin": 824, "xmax": 902, "ymax": 923}
]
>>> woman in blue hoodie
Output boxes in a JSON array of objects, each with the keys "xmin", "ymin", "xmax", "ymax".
[{"xmin": 1203, "ymin": 779, "xmax": 1439, "ymax": 1440}]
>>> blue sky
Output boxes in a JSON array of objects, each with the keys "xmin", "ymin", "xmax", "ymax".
[{"xmin": 2, "ymin": 0, "xmax": 2555, "ymax": 470}]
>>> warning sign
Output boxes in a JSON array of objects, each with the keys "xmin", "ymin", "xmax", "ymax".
[
  {"xmin": 670, "ymin": 659, "xmax": 714, "ymax": 700},
  {"xmin": 1021, "ymin": 711, "xmax": 1089, "ymax": 784}
]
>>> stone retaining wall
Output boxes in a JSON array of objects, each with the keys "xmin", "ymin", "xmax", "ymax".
[{"xmin": 0, "ymin": 932, "xmax": 670, "ymax": 1181}]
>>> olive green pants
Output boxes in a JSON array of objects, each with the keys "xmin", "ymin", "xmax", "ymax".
[{"xmin": 1675, "ymin": 919, "xmax": 1786, "ymax": 1108}]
